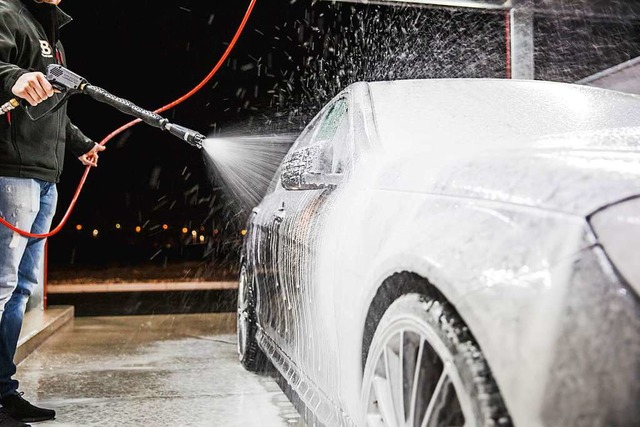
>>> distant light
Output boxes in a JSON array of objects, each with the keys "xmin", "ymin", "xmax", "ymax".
[
  {"xmin": 213, "ymin": 229, "xmax": 219, "ymax": 235},
  {"xmin": 182, "ymin": 227, "xmax": 189, "ymax": 234},
  {"xmin": 191, "ymin": 230, "xmax": 197, "ymax": 237},
  {"xmin": 200, "ymin": 226, "xmax": 205, "ymax": 232},
  {"xmin": 92, "ymin": 229, "xmax": 99, "ymax": 238},
  {"xmin": 199, "ymin": 235, "xmax": 205, "ymax": 242},
  {"xmin": 115, "ymin": 223, "xmax": 121, "ymax": 230},
  {"xmin": 240, "ymin": 229, "xmax": 247, "ymax": 236},
  {"xmin": 76, "ymin": 224, "xmax": 83, "ymax": 231},
  {"xmin": 162, "ymin": 224, "xmax": 169, "ymax": 230},
  {"xmin": 135, "ymin": 226, "xmax": 142, "ymax": 233}
]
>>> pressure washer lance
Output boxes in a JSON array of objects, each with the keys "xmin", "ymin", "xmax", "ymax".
[{"xmin": 0, "ymin": 64, "xmax": 205, "ymax": 148}]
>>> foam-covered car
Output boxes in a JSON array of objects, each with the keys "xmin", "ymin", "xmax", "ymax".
[{"xmin": 237, "ymin": 79, "xmax": 640, "ymax": 426}]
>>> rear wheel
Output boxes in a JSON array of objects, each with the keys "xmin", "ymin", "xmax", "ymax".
[
  {"xmin": 237, "ymin": 264, "xmax": 267, "ymax": 372},
  {"xmin": 361, "ymin": 293, "xmax": 511, "ymax": 427}
]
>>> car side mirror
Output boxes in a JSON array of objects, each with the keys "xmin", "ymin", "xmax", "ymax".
[{"xmin": 281, "ymin": 146, "xmax": 344, "ymax": 191}]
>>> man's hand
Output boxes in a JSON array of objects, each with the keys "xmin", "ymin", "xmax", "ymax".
[
  {"xmin": 12, "ymin": 72, "xmax": 55, "ymax": 106},
  {"xmin": 78, "ymin": 143, "xmax": 106, "ymax": 167}
]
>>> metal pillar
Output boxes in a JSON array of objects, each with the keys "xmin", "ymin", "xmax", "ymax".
[
  {"xmin": 319, "ymin": 0, "xmax": 506, "ymax": 8},
  {"xmin": 508, "ymin": 1, "xmax": 535, "ymax": 79}
]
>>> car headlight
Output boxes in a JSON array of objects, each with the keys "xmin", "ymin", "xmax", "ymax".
[{"xmin": 590, "ymin": 197, "xmax": 640, "ymax": 295}]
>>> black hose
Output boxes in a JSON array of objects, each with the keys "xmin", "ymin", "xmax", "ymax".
[
  {"xmin": 82, "ymin": 84, "xmax": 168, "ymax": 129},
  {"xmin": 82, "ymin": 84, "xmax": 204, "ymax": 147}
]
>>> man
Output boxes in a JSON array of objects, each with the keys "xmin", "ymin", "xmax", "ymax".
[{"xmin": 0, "ymin": 1, "xmax": 105, "ymax": 426}]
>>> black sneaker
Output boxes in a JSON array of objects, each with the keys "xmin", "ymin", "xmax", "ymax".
[
  {"xmin": 0, "ymin": 392, "xmax": 54, "ymax": 423},
  {"xmin": 0, "ymin": 409, "xmax": 30, "ymax": 427}
]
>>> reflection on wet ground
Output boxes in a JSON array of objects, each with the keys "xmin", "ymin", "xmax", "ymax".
[{"xmin": 16, "ymin": 313, "xmax": 304, "ymax": 427}]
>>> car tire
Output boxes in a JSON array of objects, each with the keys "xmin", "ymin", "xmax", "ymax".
[
  {"xmin": 237, "ymin": 263, "xmax": 267, "ymax": 372},
  {"xmin": 361, "ymin": 292, "xmax": 511, "ymax": 427}
]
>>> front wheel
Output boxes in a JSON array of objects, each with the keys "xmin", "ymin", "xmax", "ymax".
[
  {"xmin": 237, "ymin": 264, "xmax": 267, "ymax": 372},
  {"xmin": 361, "ymin": 293, "xmax": 511, "ymax": 427}
]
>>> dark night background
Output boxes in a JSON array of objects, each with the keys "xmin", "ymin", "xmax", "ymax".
[{"xmin": 46, "ymin": 0, "xmax": 640, "ymax": 282}]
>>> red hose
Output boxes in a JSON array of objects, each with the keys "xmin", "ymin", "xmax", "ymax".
[{"xmin": 0, "ymin": 0, "xmax": 257, "ymax": 238}]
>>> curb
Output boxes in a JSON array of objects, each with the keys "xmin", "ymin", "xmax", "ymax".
[
  {"xmin": 16, "ymin": 305, "xmax": 74, "ymax": 365},
  {"xmin": 47, "ymin": 281, "xmax": 238, "ymax": 294}
]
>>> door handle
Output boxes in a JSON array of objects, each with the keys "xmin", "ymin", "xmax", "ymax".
[
  {"xmin": 274, "ymin": 202, "xmax": 286, "ymax": 220},
  {"xmin": 274, "ymin": 208, "xmax": 286, "ymax": 220}
]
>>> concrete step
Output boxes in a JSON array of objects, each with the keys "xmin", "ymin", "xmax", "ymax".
[{"xmin": 15, "ymin": 305, "xmax": 74, "ymax": 365}]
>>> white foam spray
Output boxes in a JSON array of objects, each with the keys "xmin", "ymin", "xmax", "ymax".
[{"xmin": 201, "ymin": 134, "xmax": 295, "ymax": 213}]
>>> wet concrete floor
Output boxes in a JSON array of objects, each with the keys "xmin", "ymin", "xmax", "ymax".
[{"xmin": 16, "ymin": 313, "xmax": 305, "ymax": 427}]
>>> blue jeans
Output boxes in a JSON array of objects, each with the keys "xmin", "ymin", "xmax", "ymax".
[{"xmin": 0, "ymin": 177, "xmax": 57, "ymax": 399}]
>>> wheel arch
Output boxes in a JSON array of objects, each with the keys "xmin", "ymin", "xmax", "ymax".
[
  {"xmin": 361, "ymin": 271, "xmax": 475, "ymax": 372},
  {"xmin": 359, "ymin": 271, "xmax": 514, "ymax": 426}
]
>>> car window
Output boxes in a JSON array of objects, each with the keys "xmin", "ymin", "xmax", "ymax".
[
  {"xmin": 292, "ymin": 97, "xmax": 348, "ymax": 152},
  {"xmin": 320, "ymin": 111, "xmax": 351, "ymax": 174},
  {"xmin": 314, "ymin": 98, "xmax": 348, "ymax": 144},
  {"xmin": 309, "ymin": 98, "xmax": 350, "ymax": 174}
]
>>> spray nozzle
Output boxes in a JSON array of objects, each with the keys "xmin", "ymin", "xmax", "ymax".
[{"xmin": 163, "ymin": 123, "xmax": 205, "ymax": 149}]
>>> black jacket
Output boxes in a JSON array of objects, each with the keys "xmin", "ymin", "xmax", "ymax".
[{"xmin": 0, "ymin": 0, "xmax": 94, "ymax": 183}]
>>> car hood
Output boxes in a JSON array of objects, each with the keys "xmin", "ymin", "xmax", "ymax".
[
  {"xmin": 368, "ymin": 79, "xmax": 640, "ymax": 153},
  {"xmin": 372, "ymin": 126, "xmax": 640, "ymax": 216}
]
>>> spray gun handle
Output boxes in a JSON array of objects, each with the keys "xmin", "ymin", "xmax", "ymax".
[{"xmin": 46, "ymin": 64, "xmax": 87, "ymax": 93}]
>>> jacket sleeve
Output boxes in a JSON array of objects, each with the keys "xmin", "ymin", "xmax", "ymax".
[
  {"xmin": 65, "ymin": 119, "xmax": 96, "ymax": 157},
  {"xmin": 0, "ymin": 12, "xmax": 28, "ymax": 98}
]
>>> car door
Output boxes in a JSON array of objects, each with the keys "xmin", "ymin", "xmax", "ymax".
[
  {"xmin": 253, "ymin": 107, "xmax": 329, "ymax": 341},
  {"xmin": 272, "ymin": 95, "xmax": 354, "ymax": 394}
]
